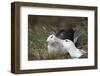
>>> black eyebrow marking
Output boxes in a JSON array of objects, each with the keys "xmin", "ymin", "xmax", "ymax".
[
  {"xmin": 51, "ymin": 35, "xmax": 53, "ymax": 38},
  {"xmin": 65, "ymin": 39, "xmax": 68, "ymax": 42}
]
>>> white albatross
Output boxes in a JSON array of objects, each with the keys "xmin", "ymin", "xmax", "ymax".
[
  {"xmin": 63, "ymin": 39, "xmax": 86, "ymax": 58},
  {"xmin": 46, "ymin": 34, "xmax": 86, "ymax": 59}
]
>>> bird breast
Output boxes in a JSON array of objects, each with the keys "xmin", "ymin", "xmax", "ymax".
[{"xmin": 48, "ymin": 44, "xmax": 66, "ymax": 53}]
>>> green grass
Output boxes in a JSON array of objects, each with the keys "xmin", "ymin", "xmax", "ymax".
[{"xmin": 28, "ymin": 15, "xmax": 88, "ymax": 60}]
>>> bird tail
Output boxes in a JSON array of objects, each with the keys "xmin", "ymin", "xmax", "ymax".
[{"xmin": 80, "ymin": 49, "xmax": 87, "ymax": 54}]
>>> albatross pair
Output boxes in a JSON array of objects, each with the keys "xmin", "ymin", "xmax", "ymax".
[{"xmin": 46, "ymin": 29, "xmax": 86, "ymax": 59}]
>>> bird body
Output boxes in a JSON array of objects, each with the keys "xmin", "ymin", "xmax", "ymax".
[
  {"xmin": 46, "ymin": 28, "xmax": 86, "ymax": 59},
  {"xmin": 47, "ymin": 34, "xmax": 67, "ymax": 53},
  {"xmin": 47, "ymin": 43, "xmax": 66, "ymax": 53},
  {"xmin": 63, "ymin": 39, "xmax": 86, "ymax": 58}
]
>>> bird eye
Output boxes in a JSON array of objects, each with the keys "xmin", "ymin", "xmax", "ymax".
[
  {"xmin": 51, "ymin": 36, "xmax": 53, "ymax": 38},
  {"xmin": 65, "ymin": 39, "xmax": 68, "ymax": 42}
]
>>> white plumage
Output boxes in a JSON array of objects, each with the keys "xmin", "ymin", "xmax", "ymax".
[
  {"xmin": 46, "ymin": 34, "xmax": 86, "ymax": 59},
  {"xmin": 63, "ymin": 39, "xmax": 86, "ymax": 58},
  {"xmin": 47, "ymin": 34, "xmax": 67, "ymax": 53}
]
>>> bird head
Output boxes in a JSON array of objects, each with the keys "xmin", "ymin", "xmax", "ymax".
[
  {"xmin": 63, "ymin": 39, "xmax": 75, "ymax": 49},
  {"xmin": 46, "ymin": 34, "xmax": 57, "ymax": 45}
]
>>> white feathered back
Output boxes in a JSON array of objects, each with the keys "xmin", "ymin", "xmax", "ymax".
[{"xmin": 63, "ymin": 39, "xmax": 86, "ymax": 58}]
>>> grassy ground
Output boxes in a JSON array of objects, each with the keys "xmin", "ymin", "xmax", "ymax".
[{"xmin": 28, "ymin": 15, "xmax": 88, "ymax": 60}]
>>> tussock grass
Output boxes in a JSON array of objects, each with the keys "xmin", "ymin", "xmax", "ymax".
[
  {"xmin": 28, "ymin": 15, "xmax": 88, "ymax": 60},
  {"xmin": 28, "ymin": 48, "xmax": 71, "ymax": 60}
]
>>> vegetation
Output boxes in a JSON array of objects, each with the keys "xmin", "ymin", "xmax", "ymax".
[{"xmin": 28, "ymin": 15, "xmax": 88, "ymax": 60}]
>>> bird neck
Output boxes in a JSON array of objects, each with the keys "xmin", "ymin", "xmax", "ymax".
[
  {"xmin": 49, "ymin": 38, "xmax": 63, "ymax": 47},
  {"xmin": 55, "ymin": 38, "xmax": 64, "ymax": 44}
]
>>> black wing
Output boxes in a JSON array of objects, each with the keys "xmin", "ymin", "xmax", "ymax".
[{"xmin": 55, "ymin": 28, "xmax": 74, "ymax": 41}]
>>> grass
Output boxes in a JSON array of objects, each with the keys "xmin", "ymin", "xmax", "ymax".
[{"xmin": 28, "ymin": 15, "xmax": 88, "ymax": 60}]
